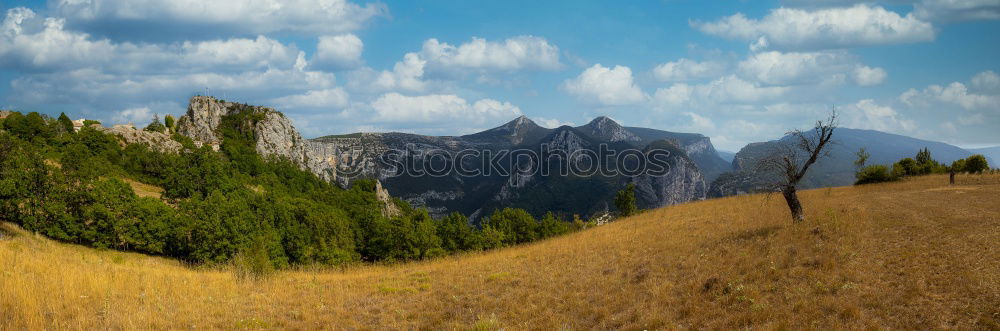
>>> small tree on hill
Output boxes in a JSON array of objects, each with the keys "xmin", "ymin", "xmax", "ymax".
[
  {"xmin": 57, "ymin": 112, "xmax": 74, "ymax": 133},
  {"xmin": 144, "ymin": 115, "xmax": 166, "ymax": 133},
  {"xmin": 854, "ymin": 147, "xmax": 870, "ymax": 171},
  {"xmin": 964, "ymin": 155, "xmax": 989, "ymax": 173},
  {"xmin": 164, "ymin": 114, "xmax": 175, "ymax": 131},
  {"xmin": 757, "ymin": 111, "xmax": 837, "ymax": 223},
  {"xmin": 615, "ymin": 183, "xmax": 637, "ymax": 217}
]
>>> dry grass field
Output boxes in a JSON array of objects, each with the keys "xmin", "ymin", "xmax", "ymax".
[{"xmin": 2, "ymin": 174, "xmax": 999, "ymax": 329}]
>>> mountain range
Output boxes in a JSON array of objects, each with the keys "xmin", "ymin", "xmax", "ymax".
[{"xmin": 121, "ymin": 96, "xmax": 990, "ymax": 220}]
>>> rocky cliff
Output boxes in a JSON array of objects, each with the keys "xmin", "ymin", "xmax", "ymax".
[
  {"xmin": 175, "ymin": 96, "xmax": 338, "ymax": 182},
  {"xmin": 311, "ymin": 116, "xmax": 714, "ymax": 219}
]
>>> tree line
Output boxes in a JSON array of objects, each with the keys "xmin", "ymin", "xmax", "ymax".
[
  {"xmin": 0, "ymin": 109, "xmax": 589, "ymax": 269},
  {"xmin": 854, "ymin": 147, "xmax": 991, "ymax": 185}
]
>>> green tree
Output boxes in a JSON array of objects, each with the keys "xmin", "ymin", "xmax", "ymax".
[
  {"xmin": 484, "ymin": 208, "xmax": 537, "ymax": 245},
  {"xmin": 145, "ymin": 114, "xmax": 166, "ymax": 133},
  {"xmin": 963, "ymin": 155, "xmax": 989, "ymax": 173},
  {"xmin": 615, "ymin": 183, "xmax": 637, "ymax": 217},
  {"xmin": 436, "ymin": 212, "xmax": 480, "ymax": 251},
  {"xmin": 854, "ymin": 147, "xmax": 870, "ymax": 171},
  {"xmin": 164, "ymin": 114, "xmax": 176, "ymax": 131},
  {"xmin": 855, "ymin": 164, "xmax": 895, "ymax": 185},
  {"xmin": 57, "ymin": 112, "xmax": 74, "ymax": 133},
  {"xmin": 537, "ymin": 212, "xmax": 570, "ymax": 239},
  {"xmin": 915, "ymin": 147, "xmax": 932, "ymax": 165}
]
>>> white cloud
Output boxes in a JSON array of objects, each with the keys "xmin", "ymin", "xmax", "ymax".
[
  {"xmin": 112, "ymin": 106, "xmax": 152, "ymax": 126},
  {"xmin": 370, "ymin": 93, "xmax": 521, "ymax": 124},
  {"xmin": 0, "ymin": 8, "xmax": 301, "ymax": 73},
  {"xmin": 51, "ymin": 0, "xmax": 387, "ymax": 39},
  {"xmin": 653, "ymin": 75, "xmax": 791, "ymax": 108},
  {"xmin": 420, "ymin": 36, "xmax": 561, "ymax": 73},
  {"xmin": 900, "ymin": 79, "xmax": 1000, "ymax": 110},
  {"xmin": 738, "ymin": 51, "xmax": 851, "ymax": 85},
  {"xmin": 562, "ymin": 64, "xmax": 647, "ymax": 106},
  {"xmin": 971, "ymin": 70, "xmax": 1000, "ymax": 93},
  {"xmin": 271, "ymin": 88, "xmax": 350, "ymax": 109},
  {"xmin": 844, "ymin": 99, "xmax": 917, "ymax": 132},
  {"xmin": 852, "ymin": 65, "xmax": 887, "ymax": 86},
  {"xmin": 692, "ymin": 4, "xmax": 935, "ymax": 50},
  {"xmin": 914, "ymin": 0, "xmax": 1000, "ymax": 22},
  {"xmin": 651, "ymin": 58, "xmax": 727, "ymax": 82},
  {"xmin": 533, "ymin": 117, "xmax": 575, "ymax": 128},
  {"xmin": 312, "ymin": 34, "xmax": 364, "ymax": 70}
]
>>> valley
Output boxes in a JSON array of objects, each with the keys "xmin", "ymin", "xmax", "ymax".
[{"xmin": 3, "ymin": 174, "xmax": 998, "ymax": 329}]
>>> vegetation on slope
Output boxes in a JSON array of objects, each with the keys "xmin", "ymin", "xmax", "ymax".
[
  {"xmin": 0, "ymin": 111, "xmax": 578, "ymax": 268},
  {"xmin": 2, "ymin": 174, "xmax": 998, "ymax": 329}
]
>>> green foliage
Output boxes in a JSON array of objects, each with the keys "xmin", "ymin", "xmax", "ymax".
[
  {"xmin": 483, "ymin": 208, "xmax": 538, "ymax": 245},
  {"xmin": 144, "ymin": 115, "xmax": 166, "ymax": 133},
  {"xmin": 615, "ymin": 183, "xmax": 637, "ymax": 217},
  {"xmin": 855, "ymin": 165, "xmax": 895, "ymax": 185},
  {"xmin": 0, "ymin": 108, "xmax": 580, "ymax": 269},
  {"xmin": 164, "ymin": 115, "xmax": 176, "ymax": 131},
  {"xmin": 83, "ymin": 119, "xmax": 101, "ymax": 127},
  {"xmin": 57, "ymin": 113, "xmax": 74, "ymax": 133},
  {"xmin": 963, "ymin": 155, "xmax": 989, "ymax": 173},
  {"xmin": 854, "ymin": 148, "xmax": 870, "ymax": 170}
]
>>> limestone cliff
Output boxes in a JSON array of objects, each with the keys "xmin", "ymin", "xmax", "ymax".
[{"xmin": 175, "ymin": 96, "xmax": 337, "ymax": 182}]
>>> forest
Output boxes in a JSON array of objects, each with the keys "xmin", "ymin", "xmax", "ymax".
[{"xmin": 0, "ymin": 110, "xmax": 589, "ymax": 269}]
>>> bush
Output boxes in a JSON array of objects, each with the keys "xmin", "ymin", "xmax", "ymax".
[
  {"xmin": 855, "ymin": 164, "xmax": 896, "ymax": 185},
  {"xmin": 963, "ymin": 155, "xmax": 989, "ymax": 173},
  {"xmin": 615, "ymin": 183, "xmax": 637, "ymax": 217}
]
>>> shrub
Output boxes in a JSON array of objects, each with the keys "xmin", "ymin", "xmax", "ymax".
[
  {"xmin": 964, "ymin": 155, "xmax": 989, "ymax": 173},
  {"xmin": 855, "ymin": 164, "xmax": 896, "ymax": 185},
  {"xmin": 615, "ymin": 183, "xmax": 637, "ymax": 217}
]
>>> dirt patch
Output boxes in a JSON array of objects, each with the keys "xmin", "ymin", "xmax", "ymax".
[
  {"xmin": 922, "ymin": 186, "xmax": 980, "ymax": 193},
  {"xmin": 123, "ymin": 178, "xmax": 165, "ymax": 199}
]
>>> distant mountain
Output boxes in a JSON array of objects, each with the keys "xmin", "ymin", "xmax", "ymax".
[
  {"xmin": 312, "ymin": 116, "xmax": 728, "ymax": 219},
  {"xmin": 710, "ymin": 128, "xmax": 976, "ymax": 196},
  {"xmin": 968, "ymin": 146, "xmax": 1000, "ymax": 166},
  {"xmin": 717, "ymin": 150, "xmax": 736, "ymax": 163}
]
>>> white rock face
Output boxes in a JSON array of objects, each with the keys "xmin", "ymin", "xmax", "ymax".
[
  {"xmin": 175, "ymin": 96, "xmax": 337, "ymax": 182},
  {"xmin": 96, "ymin": 126, "xmax": 184, "ymax": 153},
  {"xmin": 631, "ymin": 155, "xmax": 707, "ymax": 207}
]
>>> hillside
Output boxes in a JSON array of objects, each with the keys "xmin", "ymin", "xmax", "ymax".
[
  {"xmin": 712, "ymin": 128, "xmax": 977, "ymax": 196},
  {"xmin": 312, "ymin": 116, "xmax": 727, "ymax": 219},
  {"xmin": 3, "ymin": 174, "xmax": 998, "ymax": 329}
]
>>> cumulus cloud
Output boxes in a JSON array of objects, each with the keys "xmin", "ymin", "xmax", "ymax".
[
  {"xmin": 270, "ymin": 88, "xmax": 350, "ymax": 109},
  {"xmin": 312, "ymin": 34, "xmax": 364, "ymax": 70},
  {"xmin": 420, "ymin": 36, "xmax": 561, "ymax": 73},
  {"xmin": 651, "ymin": 59, "xmax": 727, "ymax": 82},
  {"xmin": 562, "ymin": 64, "xmax": 647, "ymax": 106},
  {"xmin": 112, "ymin": 106, "xmax": 154, "ymax": 126},
  {"xmin": 971, "ymin": 70, "xmax": 1000, "ymax": 93},
  {"xmin": 50, "ymin": 0, "xmax": 387, "ymax": 41},
  {"xmin": 532, "ymin": 117, "xmax": 575, "ymax": 128},
  {"xmin": 900, "ymin": 80, "xmax": 1000, "ymax": 110},
  {"xmin": 369, "ymin": 93, "xmax": 521, "ymax": 124},
  {"xmin": 0, "ymin": 8, "xmax": 302, "ymax": 73},
  {"xmin": 692, "ymin": 4, "xmax": 935, "ymax": 50},
  {"xmin": 653, "ymin": 75, "xmax": 791, "ymax": 108},
  {"xmin": 738, "ymin": 51, "xmax": 852, "ymax": 86},
  {"xmin": 852, "ymin": 65, "xmax": 887, "ymax": 86},
  {"xmin": 843, "ymin": 99, "xmax": 917, "ymax": 132},
  {"xmin": 914, "ymin": 0, "xmax": 1000, "ymax": 22}
]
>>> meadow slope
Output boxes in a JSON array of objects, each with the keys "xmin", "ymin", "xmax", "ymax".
[{"xmin": 2, "ymin": 174, "xmax": 999, "ymax": 329}]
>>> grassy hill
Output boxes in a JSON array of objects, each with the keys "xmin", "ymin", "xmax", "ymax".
[{"xmin": 2, "ymin": 174, "xmax": 999, "ymax": 329}]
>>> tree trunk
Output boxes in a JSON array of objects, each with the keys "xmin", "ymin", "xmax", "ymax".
[
  {"xmin": 950, "ymin": 171, "xmax": 955, "ymax": 185},
  {"xmin": 782, "ymin": 186, "xmax": 805, "ymax": 223}
]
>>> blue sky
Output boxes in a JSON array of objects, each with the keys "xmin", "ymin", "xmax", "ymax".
[{"xmin": 1, "ymin": 0, "xmax": 998, "ymax": 150}]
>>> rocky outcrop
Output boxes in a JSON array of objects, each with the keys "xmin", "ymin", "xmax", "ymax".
[
  {"xmin": 96, "ymin": 126, "xmax": 184, "ymax": 153},
  {"xmin": 582, "ymin": 116, "xmax": 641, "ymax": 143},
  {"xmin": 175, "ymin": 96, "xmax": 337, "ymax": 182},
  {"xmin": 632, "ymin": 154, "xmax": 707, "ymax": 208}
]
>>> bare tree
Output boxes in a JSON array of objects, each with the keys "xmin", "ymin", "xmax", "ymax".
[{"xmin": 756, "ymin": 111, "xmax": 837, "ymax": 223}]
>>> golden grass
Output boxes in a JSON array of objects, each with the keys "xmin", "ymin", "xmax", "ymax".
[
  {"xmin": 2, "ymin": 174, "xmax": 999, "ymax": 329},
  {"xmin": 122, "ymin": 178, "xmax": 165, "ymax": 199}
]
